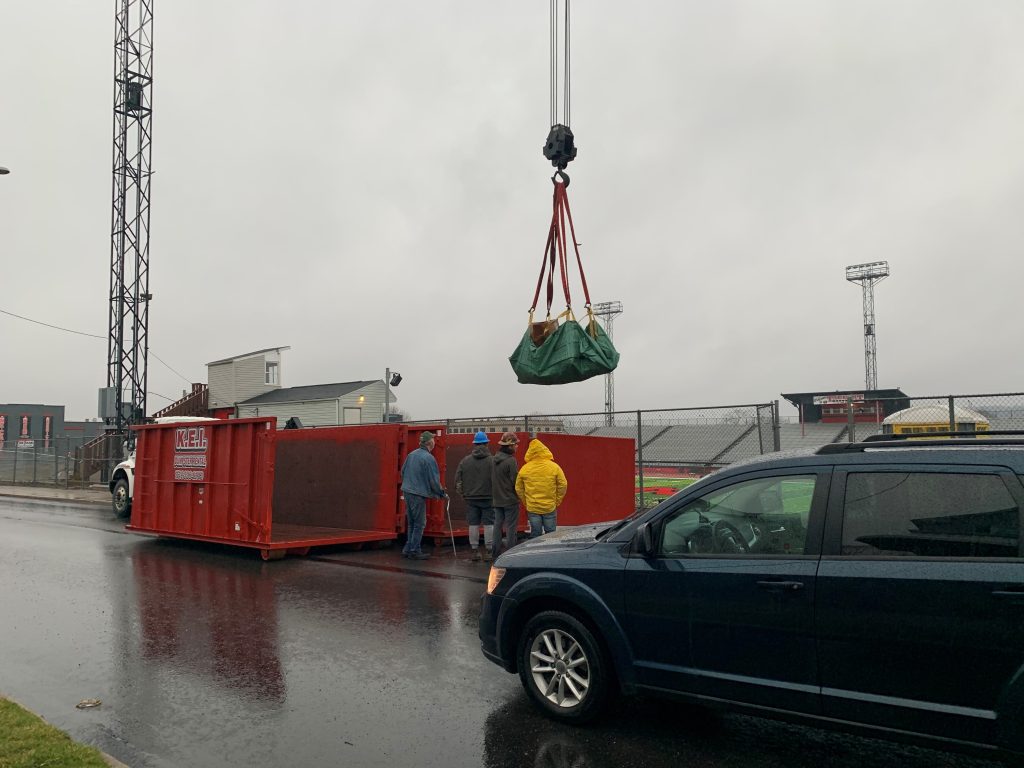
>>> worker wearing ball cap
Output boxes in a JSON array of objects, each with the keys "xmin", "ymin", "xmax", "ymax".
[
  {"xmin": 455, "ymin": 430, "xmax": 495, "ymax": 562},
  {"xmin": 400, "ymin": 430, "xmax": 446, "ymax": 560},
  {"xmin": 490, "ymin": 431, "xmax": 522, "ymax": 558}
]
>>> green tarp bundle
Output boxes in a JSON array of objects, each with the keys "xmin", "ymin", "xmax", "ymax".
[{"xmin": 509, "ymin": 317, "xmax": 620, "ymax": 385}]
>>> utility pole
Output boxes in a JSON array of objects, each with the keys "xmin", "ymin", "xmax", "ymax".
[
  {"xmin": 591, "ymin": 301, "xmax": 623, "ymax": 425},
  {"xmin": 845, "ymin": 262, "xmax": 889, "ymax": 392},
  {"xmin": 107, "ymin": 0, "xmax": 154, "ymax": 444}
]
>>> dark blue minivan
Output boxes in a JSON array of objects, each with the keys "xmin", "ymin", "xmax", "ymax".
[{"xmin": 480, "ymin": 437, "xmax": 1024, "ymax": 758}]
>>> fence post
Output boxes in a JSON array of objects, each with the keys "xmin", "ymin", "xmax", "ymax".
[
  {"xmin": 12, "ymin": 441, "xmax": 17, "ymax": 484},
  {"xmin": 773, "ymin": 400, "xmax": 782, "ymax": 452},
  {"xmin": 54, "ymin": 441, "xmax": 59, "ymax": 487},
  {"xmin": 636, "ymin": 410, "xmax": 644, "ymax": 510},
  {"xmin": 524, "ymin": 414, "xmax": 530, "ymax": 437},
  {"xmin": 32, "ymin": 442, "xmax": 37, "ymax": 485},
  {"xmin": 847, "ymin": 396, "xmax": 857, "ymax": 443},
  {"xmin": 948, "ymin": 395, "xmax": 956, "ymax": 432},
  {"xmin": 757, "ymin": 409, "xmax": 765, "ymax": 454}
]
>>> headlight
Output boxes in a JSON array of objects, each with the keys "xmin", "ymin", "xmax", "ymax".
[{"xmin": 486, "ymin": 567, "xmax": 506, "ymax": 595}]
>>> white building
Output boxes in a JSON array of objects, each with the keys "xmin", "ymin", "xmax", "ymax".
[
  {"xmin": 207, "ymin": 347, "xmax": 289, "ymax": 411},
  {"xmin": 207, "ymin": 347, "xmax": 394, "ymax": 427}
]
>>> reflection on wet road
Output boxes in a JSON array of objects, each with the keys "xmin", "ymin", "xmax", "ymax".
[{"xmin": 0, "ymin": 498, "xmax": 1003, "ymax": 768}]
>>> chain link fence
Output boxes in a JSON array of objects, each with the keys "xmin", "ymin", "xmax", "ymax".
[
  {"xmin": 789, "ymin": 392, "xmax": 1024, "ymax": 442},
  {"xmin": 410, "ymin": 402, "xmax": 780, "ymax": 510},
  {"xmin": 8, "ymin": 392, "xmax": 1024, "ymax": 508},
  {"xmin": 0, "ymin": 435, "xmax": 125, "ymax": 489}
]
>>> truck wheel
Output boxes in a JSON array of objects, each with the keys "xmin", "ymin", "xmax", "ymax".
[
  {"xmin": 517, "ymin": 610, "xmax": 611, "ymax": 723},
  {"xmin": 112, "ymin": 478, "xmax": 131, "ymax": 519}
]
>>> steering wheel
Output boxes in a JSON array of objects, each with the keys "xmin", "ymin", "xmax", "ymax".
[{"xmin": 711, "ymin": 520, "xmax": 749, "ymax": 554}]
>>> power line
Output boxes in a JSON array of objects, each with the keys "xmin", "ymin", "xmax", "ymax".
[
  {"xmin": 0, "ymin": 306, "xmax": 194, "ymax": 390},
  {"xmin": 150, "ymin": 352, "xmax": 192, "ymax": 385},
  {"xmin": 0, "ymin": 308, "xmax": 105, "ymax": 339}
]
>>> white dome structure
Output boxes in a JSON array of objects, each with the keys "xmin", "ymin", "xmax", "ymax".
[
  {"xmin": 881, "ymin": 403, "xmax": 989, "ymax": 435},
  {"xmin": 882, "ymin": 404, "xmax": 987, "ymax": 425}
]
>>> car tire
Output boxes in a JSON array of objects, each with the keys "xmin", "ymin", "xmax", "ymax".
[
  {"xmin": 112, "ymin": 477, "xmax": 131, "ymax": 519},
  {"xmin": 517, "ymin": 610, "xmax": 611, "ymax": 723}
]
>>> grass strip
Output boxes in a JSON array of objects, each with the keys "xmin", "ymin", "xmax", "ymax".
[{"xmin": 0, "ymin": 697, "xmax": 108, "ymax": 768}]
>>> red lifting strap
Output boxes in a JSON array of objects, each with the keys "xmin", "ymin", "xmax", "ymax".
[{"xmin": 529, "ymin": 180, "xmax": 593, "ymax": 316}]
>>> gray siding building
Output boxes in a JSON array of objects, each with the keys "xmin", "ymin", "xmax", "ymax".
[
  {"xmin": 207, "ymin": 347, "xmax": 289, "ymax": 411},
  {"xmin": 236, "ymin": 381, "xmax": 391, "ymax": 427}
]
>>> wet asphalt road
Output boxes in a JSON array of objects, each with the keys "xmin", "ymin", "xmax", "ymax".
[{"xmin": 0, "ymin": 497, "xmax": 1007, "ymax": 768}]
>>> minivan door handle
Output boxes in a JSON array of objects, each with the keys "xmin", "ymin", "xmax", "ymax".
[
  {"xmin": 992, "ymin": 589, "xmax": 1024, "ymax": 602},
  {"xmin": 757, "ymin": 580, "xmax": 804, "ymax": 593}
]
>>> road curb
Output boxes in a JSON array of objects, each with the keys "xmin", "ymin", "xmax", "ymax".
[{"xmin": 0, "ymin": 490, "xmax": 109, "ymax": 507}]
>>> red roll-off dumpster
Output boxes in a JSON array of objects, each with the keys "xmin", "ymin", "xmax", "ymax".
[
  {"xmin": 129, "ymin": 419, "xmax": 402, "ymax": 558},
  {"xmin": 129, "ymin": 418, "xmax": 275, "ymax": 549}
]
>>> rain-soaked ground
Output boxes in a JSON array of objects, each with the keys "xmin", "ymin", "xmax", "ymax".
[{"xmin": 0, "ymin": 496, "xmax": 1007, "ymax": 768}]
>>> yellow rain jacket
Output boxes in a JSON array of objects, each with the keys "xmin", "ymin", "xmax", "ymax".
[{"xmin": 515, "ymin": 439, "xmax": 568, "ymax": 514}]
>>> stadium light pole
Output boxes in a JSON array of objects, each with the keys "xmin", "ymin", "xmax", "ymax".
[{"xmin": 845, "ymin": 261, "xmax": 890, "ymax": 392}]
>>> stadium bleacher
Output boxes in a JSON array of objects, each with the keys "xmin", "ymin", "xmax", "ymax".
[
  {"xmin": 642, "ymin": 423, "xmax": 752, "ymax": 465},
  {"xmin": 777, "ymin": 422, "xmax": 846, "ymax": 451}
]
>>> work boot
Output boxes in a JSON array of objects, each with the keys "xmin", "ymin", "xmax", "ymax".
[
  {"xmin": 482, "ymin": 549, "xmax": 492, "ymax": 563},
  {"xmin": 409, "ymin": 552, "xmax": 431, "ymax": 560},
  {"xmin": 471, "ymin": 548, "xmax": 482, "ymax": 562}
]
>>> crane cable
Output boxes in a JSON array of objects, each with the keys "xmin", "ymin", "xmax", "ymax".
[
  {"xmin": 543, "ymin": 0, "xmax": 577, "ymax": 172},
  {"xmin": 550, "ymin": 0, "xmax": 570, "ymax": 128}
]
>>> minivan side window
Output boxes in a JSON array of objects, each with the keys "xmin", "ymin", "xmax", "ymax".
[
  {"xmin": 658, "ymin": 475, "xmax": 816, "ymax": 556},
  {"xmin": 842, "ymin": 472, "xmax": 1020, "ymax": 558}
]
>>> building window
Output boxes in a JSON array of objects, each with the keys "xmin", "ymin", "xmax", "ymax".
[{"xmin": 265, "ymin": 362, "xmax": 278, "ymax": 385}]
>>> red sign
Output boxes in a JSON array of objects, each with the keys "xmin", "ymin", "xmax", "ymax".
[
  {"xmin": 19, "ymin": 415, "xmax": 29, "ymax": 437},
  {"xmin": 0, "ymin": 415, "xmax": 5, "ymax": 444},
  {"xmin": 43, "ymin": 415, "xmax": 52, "ymax": 449}
]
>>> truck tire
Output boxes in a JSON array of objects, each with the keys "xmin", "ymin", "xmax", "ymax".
[{"xmin": 112, "ymin": 477, "xmax": 131, "ymax": 519}]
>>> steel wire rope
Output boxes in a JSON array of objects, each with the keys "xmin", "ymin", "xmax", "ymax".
[
  {"xmin": 0, "ymin": 306, "xmax": 186, "ymax": 401},
  {"xmin": 550, "ymin": 0, "xmax": 556, "ymax": 126},
  {"xmin": 564, "ymin": 0, "xmax": 570, "ymax": 127}
]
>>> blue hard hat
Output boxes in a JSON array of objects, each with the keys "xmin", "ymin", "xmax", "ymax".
[{"xmin": 473, "ymin": 430, "xmax": 489, "ymax": 444}]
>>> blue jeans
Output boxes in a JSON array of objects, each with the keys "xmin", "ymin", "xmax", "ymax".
[
  {"xmin": 403, "ymin": 493, "xmax": 427, "ymax": 554},
  {"xmin": 492, "ymin": 504, "xmax": 520, "ymax": 557},
  {"xmin": 528, "ymin": 510, "xmax": 556, "ymax": 538}
]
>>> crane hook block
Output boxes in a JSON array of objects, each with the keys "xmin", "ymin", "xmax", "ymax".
[{"xmin": 543, "ymin": 124, "xmax": 578, "ymax": 170}]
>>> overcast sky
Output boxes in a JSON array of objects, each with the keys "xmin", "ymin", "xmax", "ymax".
[{"xmin": 2, "ymin": 1, "xmax": 1023, "ymax": 421}]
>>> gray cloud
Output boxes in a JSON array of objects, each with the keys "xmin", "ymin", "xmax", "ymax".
[{"xmin": 2, "ymin": 1, "xmax": 1022, "ymax": 421}]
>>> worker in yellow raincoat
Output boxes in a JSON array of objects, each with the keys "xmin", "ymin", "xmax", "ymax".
[{"xmin": 515, "ymin": 439, "xmax": 567, "ymax": 538}]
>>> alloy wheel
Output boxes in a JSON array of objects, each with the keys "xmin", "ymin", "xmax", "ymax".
[{"xmin": 529, "ymin": 628, "xmax": 591, "ymax": 708}]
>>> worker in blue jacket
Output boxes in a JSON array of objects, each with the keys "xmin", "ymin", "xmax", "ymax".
[{"xmin": 400, "ymin": 430, "xmax": 446, "ymax": 559}]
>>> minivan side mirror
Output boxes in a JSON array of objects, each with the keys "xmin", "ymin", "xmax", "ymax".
[{"xmin": 636, "ymin": 522, "xmax": 655, "ymax": 557}]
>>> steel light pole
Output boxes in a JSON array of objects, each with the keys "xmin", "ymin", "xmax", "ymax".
[{"xmin": 383, "ymin": 368, "xmax": 402, "ymax": 423}]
